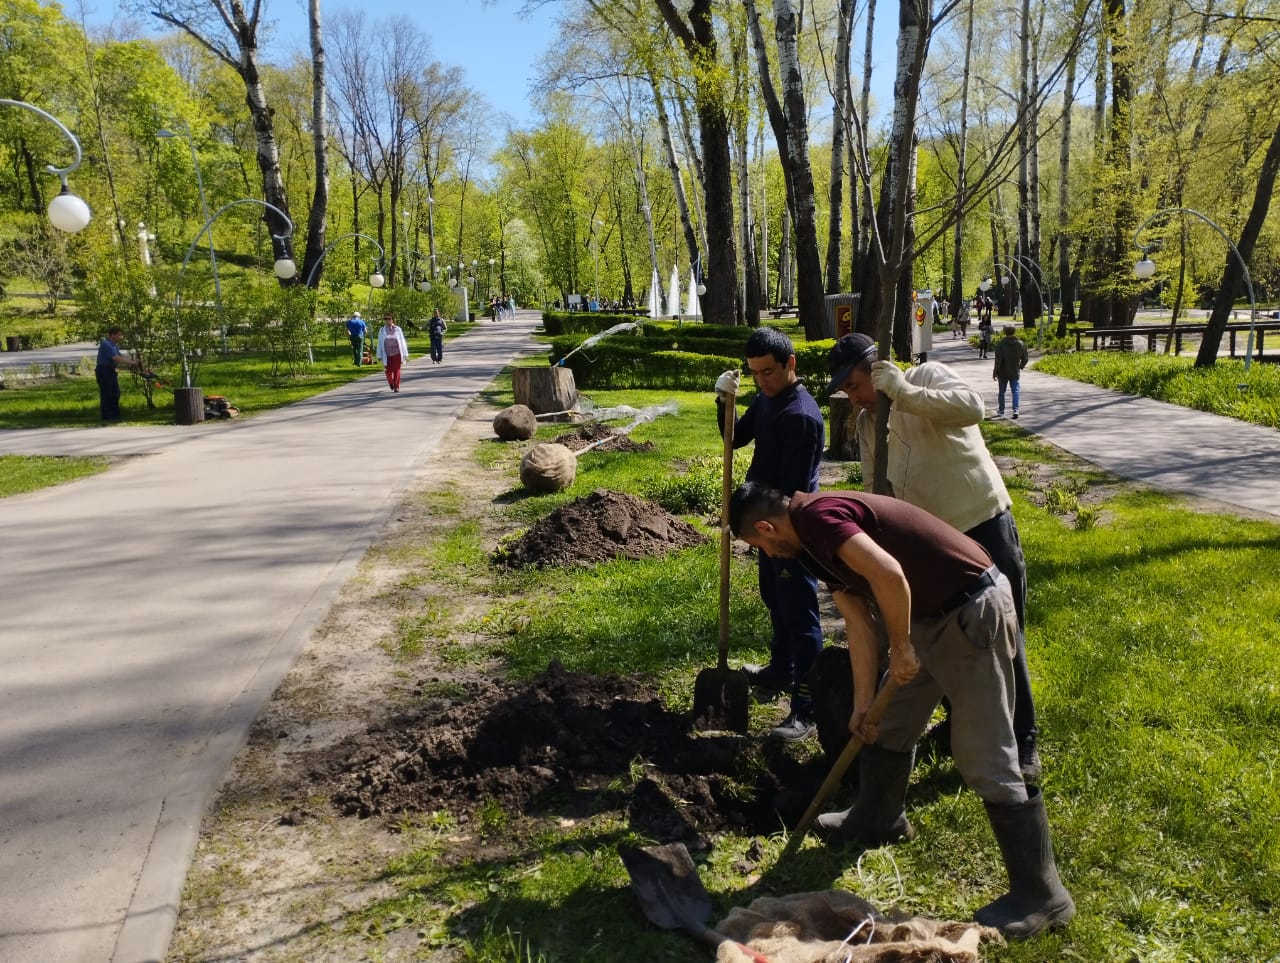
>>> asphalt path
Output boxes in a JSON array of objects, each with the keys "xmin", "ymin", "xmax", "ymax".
[
  {"xmin": 924, "ymin": 330, "xmax": 1280, "ymax": 521},
  {"xmin": 0, "ymin": 313, "xmax": 542, "ymax": 963}
]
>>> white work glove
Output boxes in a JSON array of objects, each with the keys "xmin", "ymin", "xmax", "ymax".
[
  {"xmin": 715, "ymin": 369, "xmax": 741, "ymax": 399},
  {"xmin": 870, "ymin": 360, "xmax": 908, "ymax": 400}
]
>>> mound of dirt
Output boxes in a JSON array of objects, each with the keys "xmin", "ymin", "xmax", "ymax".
[
  {"xmin": 312, "ymin": 661, "xmax": 825, "ymax": 848},
  {"xmin": 494, "ymin": 489, "xmax": 707, "ymax": 569},
  {"xmin": 553, "ymin": 422, "xmax": 655, "ymax": 453}
]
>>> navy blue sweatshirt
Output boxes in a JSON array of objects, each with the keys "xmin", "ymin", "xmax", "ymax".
[{"xmin": 719, "ymin": 380, "xmax": 825, "ymax": 494}]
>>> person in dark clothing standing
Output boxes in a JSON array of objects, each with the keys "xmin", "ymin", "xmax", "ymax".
[
  {"xmin": 714, "ymin": 327, "xmax": 826, "ymax": 740},
  {"xmin": 427, "ymin": 309, "xmax": 448, "ymax": 364},
  {"xmin": 95, "ymin": 326, "xmax": 141, "ymax": 422},
  {"xmin": 346, "ymin": 311, "xmax": 367, "ymax": 366}
]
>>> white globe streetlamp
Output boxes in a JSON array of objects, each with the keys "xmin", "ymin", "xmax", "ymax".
[{"xmin": 1, "ymin": 99, "xmax": 92, "ymax": 233}]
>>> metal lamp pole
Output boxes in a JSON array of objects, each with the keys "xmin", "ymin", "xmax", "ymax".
[
  {"xmin": 1133, "ymin": 206, "xmax": 1259, "ymax": 373},
  {"xmin": 158, "ymin": 122, "xmax": 225, "ymax": 348},
  {"xmin": 177, "ymin": 199, "xmax": 296, "ymax": 388}
]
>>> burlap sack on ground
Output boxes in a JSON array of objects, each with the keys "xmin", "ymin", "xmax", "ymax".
[
  {"xmin": 520, "ymin": 442, "xmax": 577, "ymax": 492},
  {"xmin": 715, "ymin": 890, "xmax": 1002, "ymax": 963},
  {"xmin": 493, "ymin": 404, "xmax": 537, "ymax": 440}
]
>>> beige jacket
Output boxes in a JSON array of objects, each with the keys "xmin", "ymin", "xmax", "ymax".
[{"xmin": 856, "ymin": 362, "xmax": 1011, "ymax": 534}]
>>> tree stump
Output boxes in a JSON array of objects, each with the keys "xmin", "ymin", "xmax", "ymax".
[
  {"xmin": 174, "ymin": 387, "xmax": 205, "ymax": 426},
  {"xmin": 827, "ymin": 394, "xmax": 859, "ymax": 461},
  {"xmin": 512, "ymin": 366, "xmax": 578, "ymax": 416}
]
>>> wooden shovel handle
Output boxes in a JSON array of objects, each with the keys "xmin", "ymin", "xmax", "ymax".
[
  {"xmin": 781, "ymin": 678, "xmax": 902, "ymax": 858},
  {"xmin": 718, "ymin": 388, "xmax": 736, "ymax": 670}
]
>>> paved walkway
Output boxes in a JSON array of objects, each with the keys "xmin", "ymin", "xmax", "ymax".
[
  {"xmin": 924, "ymin": 331, "xmax": 1280, "ymax": 521},
  {"xmin": 2, "ymin": 316, "xmax": 1279, "ymax": 963},
  {"xmin": 0, "ymin": 313, "xmax": 543, "ymax": 963}
]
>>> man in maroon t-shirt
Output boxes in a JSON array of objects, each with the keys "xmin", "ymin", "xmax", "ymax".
[{"xmin": 729, "ymin": 481, "xmax": 1074, "ymax": 940}]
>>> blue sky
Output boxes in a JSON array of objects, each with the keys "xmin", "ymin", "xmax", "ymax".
[{"xmin": 93, "ymin": 0, "xmax": 895, "ymax": 130}]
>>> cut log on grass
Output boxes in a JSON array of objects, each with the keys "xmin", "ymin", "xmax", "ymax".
[{"xmin": 513, "ymin": 366, "xmax": 578, "ymax": 416}]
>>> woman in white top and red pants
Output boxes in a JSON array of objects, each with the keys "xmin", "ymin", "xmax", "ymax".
[{"xmin": 376, "ymin": 314, "xmax": 410, "ymax": 392}]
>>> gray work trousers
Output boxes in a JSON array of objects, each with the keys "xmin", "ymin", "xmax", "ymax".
[{"xmin": 875, "ymin": 572, "xmax": 1027, "ymax": 805}]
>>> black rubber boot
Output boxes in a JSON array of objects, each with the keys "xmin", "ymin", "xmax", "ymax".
[
  {"xmin": 812, "ymin": 745, "xmax": 915, "ymax": 847},
  {"xmin": 975, "ymin": 785, "xmax": 1076, "ymax": 938}
]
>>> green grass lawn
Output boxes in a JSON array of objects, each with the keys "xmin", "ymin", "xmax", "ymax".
[
  {"xmin": 0, "ymin": 454, "xmax": 109, "ymax": 496},
  {"xmin": 330, "ymin": 391, "xmax": 1280, "ymax": 963}
]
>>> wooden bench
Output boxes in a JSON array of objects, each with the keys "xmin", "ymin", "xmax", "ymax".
[
  {"xmin": 767, "ymin": 306, "xmax": 797, "ymax": 320},
  {"xmin": 1075, "ymin": 321, "xmax": 1280, "ymax": 360}
]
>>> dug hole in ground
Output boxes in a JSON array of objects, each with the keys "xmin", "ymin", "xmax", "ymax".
[{"xmin": 170, "ymin": 398, "xmax": 1035, "ymax": 962}]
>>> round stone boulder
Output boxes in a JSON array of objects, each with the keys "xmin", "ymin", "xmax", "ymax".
[
  {"xmin": 520, "ymin": 442, "xmax": 577, "ymax": 493},
  {"xmin": 493, "ymin": 404, "xmax": 537, "ymax": 441}
]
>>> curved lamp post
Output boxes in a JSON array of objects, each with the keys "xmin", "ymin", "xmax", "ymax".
[
  {"xmin": 303, "ymin": 232, "xmax": 387, "ymax": 358},
  {"xmin": 177, "ymin": 199, "xmax": 296, "ymax": 388},
  {"xmin": 0, "ymin": 99, "xmax": 92, "ymax": 232},
  {"xmin": 1133, "ymin": 206, "xmax": 1258, "ymax": 373},
  {"xmin": 158, "ymin": 122, "xmax": 224, "ymax": 346}
]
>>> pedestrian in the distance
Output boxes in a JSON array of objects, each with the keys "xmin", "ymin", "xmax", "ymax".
[
  {"xmin": 376, "ymin": 314, "xmax": 409, "ymax": 392},
  {"xmin": 993, "ymin": 325, "xmax": 1029, "ymax": 419},
  {"xmin": 427, "ymin": 308, "xmax": 448, "ymax": 365},
  {"xmin": 346, "ymin": 311, "xmax": 366, "ymax": 366},
  {"xmin": 95, "ymin": 325, "xmax": 142, "ymax": 422},
  {"xmin": 978, "ymin": 316, "xmax": 994, "ymax": 359},
  {"xmin": 729, "ymin": 482, "xmax": 1075, "ymax": 940}
]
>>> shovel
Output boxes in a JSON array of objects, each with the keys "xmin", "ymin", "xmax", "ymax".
[
  {"xmin": 619, "ymin": 842, "xmax": 772, "ymax": 963},
  {"xmin": 778, "ymin": 677, "xmax": 901, "ymax": 860},
  {"xmin": 691, "ymin": 384, "xmax": 750, "ymax": 734}
]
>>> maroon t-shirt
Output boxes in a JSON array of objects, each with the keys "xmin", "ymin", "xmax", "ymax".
[{"xmin": 789, "ymin": 490, "xmax": 992, "ymax": 616}]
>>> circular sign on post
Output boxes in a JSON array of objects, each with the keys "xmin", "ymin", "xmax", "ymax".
[{"xmin": 915, "ymin": 305, "xmax": 926, "ymax": 325}]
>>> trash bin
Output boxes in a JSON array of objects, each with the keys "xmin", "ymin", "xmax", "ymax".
[
  {"xmin": 174, "ymin": 387, "xmax": 205, "ymax": 426},
  {"xmin": 4, "ymin": 336, "xmax": 19, "ymax": 352},
  {"xmin": 822, "ymin": 294, "xmax": 860, "ymax": 340}
]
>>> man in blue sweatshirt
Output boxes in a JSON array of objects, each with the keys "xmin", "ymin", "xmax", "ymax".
[{"xmin": 715, "ymin": 327, "xmax": 826, "ymax": 739}]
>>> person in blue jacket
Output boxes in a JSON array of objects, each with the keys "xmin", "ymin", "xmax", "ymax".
[
  {"xmin": 346, "ymin": 311, "xmax": 367, "ymax": 366},
  {"xmin": 95, "ymin": 326, "xmax": 141, "ymax": 422},
  {"xmin": 715, "ymin": 327, "xmax": 826, "ymax": 740}
]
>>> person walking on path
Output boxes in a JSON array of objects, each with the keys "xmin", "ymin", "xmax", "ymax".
[
  {"xmin": 827, "ymin": 333, "xmax": 1041, "ymax": 779},
  {"xmin": 375, "ymin": 314, "xmax": 409, "ymax": 392},
  {"xmin": 345, "ymin": 311, "xmax": 367, "ymax": 366},
  {"xmin": 427, "ymin": 309, "xmax": 448, "ymax": 364},
  {"xmin": 978, "ymin": 316, "xmax": 994, "ymax": 359},
  {"xmin": 95, "ymin": 326, "xmax": 142, "ymax": 422},
  {"xmin": 729, "ymin": 482, "xmax": 1075, "ymax": 940},
  {"xmin": 715, "ymin": 327, "xmax": 827, "ymax": 741},
  {"xmin": 994, "ymin": 325, "xmax": 1029, "ymax": 418}
]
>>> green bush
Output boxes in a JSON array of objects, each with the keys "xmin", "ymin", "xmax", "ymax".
[{"xmin": 641, "ymin": 454, "xmax": 749, "ymax": 514}]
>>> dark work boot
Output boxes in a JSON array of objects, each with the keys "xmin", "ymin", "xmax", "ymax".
[
  {"xmin": 975, "ymin": 785, "xmax": 1075, "ymax": 938},
  {"xmin": 742, "ymin": 662, "xmax": 791, "ymax": 696},
  {"xmin": 812, "ymin": 745, "xmax": 915, "ymax": 847}
]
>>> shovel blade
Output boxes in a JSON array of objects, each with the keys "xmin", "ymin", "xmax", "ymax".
[
  {"xmin": 619, "ymin": 842, "xmax": 713, "ymax": 933},
  {"xmin": 691, "ymin": 666, "xmax": 750, "ymax": 734}
]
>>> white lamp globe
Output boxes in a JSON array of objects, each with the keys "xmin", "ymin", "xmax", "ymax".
[
  {"xmin": 979, "ymin": 277, "xmax": 993, "ymax": 292},
  {"xmin": 47, "ymin": 189, "xmax": 91, "ymax": 233},
  {"xmin": 418, "ymin": 280, "xmax": 431, "ymax": 292},
  {"xmin": 369, "ymin": 272, "xmax": 385, "ymax": 289},
  {"xmin": 273, "ymin": 258, "xmax": 298, "ymax": 280},
  {"xmin": 1134, "ymin": 258, "xmax": 1157, "ymax": 280},
  {"xmin": 696, "ymin": 282, "xmax": 706, "ymax": 296}
]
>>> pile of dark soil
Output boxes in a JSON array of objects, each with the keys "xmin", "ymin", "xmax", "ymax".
[
  {"xmin": 553, "ymin": 422, "xmax": 655, "ymax": 453},
  {"xmin": 313, "ymin": 661, "xmax": 830, "ymax": 849},
  {"xmin": 494, "ymin": 489, "xmax": 708, "ymax": 569}
]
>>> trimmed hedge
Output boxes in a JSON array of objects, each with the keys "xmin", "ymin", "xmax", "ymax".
[{"xmin": 542, "ymin": 331, "xmax": 837, "ymax": 393}]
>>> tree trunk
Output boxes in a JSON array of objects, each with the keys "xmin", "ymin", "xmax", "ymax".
[
  {"xmin": 1055, "ymin": 35, "xmax": 1077, "ymax": 333},
  {"xmin": 950, "ymin": 0, "xmax": 975, "ymax": 320},
  {"xmin": 1196, "ymin": 119, "xmax": 1280, "ymax": 366},
  {"xmin": 827, "ymin": 0, "xmax": 855, "ymax": 295},
  {"xmin": 301, "ymin": 0, "xmax": 329, "ymax": 289}
]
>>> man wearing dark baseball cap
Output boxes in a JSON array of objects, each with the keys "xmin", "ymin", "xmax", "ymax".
[{"xmin": 825, "ymin": 332, "xmax": 1043, "ymax": 782}]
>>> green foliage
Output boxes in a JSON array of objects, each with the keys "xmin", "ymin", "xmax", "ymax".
[
  {"xmin": 228, "ymin": 285, "xmax": 321, "ymax": 381},
  {"xmin": 1034, "ymin": 352, "xmax": 1280, "ymax": 429},
  {"xmin": 641, "ymin": 453, "xmax": 748, "ymax": 514}
]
